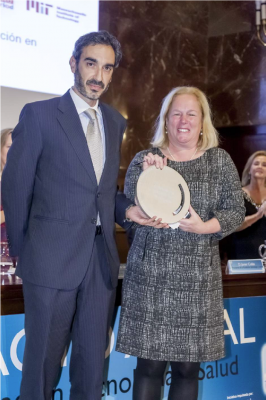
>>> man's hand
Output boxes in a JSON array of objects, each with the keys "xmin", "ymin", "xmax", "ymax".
[
  {"xmin": 143, "ymin": 153, "xmax": 167, "ymax": 171},
  {"xmin": 126, "ymin": 205, "xmax": 169, "ymax": 228}
]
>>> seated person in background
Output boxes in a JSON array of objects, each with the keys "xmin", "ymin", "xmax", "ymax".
[
  {"xmin": 1, "ymin": 128, "xmax": 12, "ymax": 241},
  {"xmin": 227, "ymin": 150, "xmax": 266, "ymax": 260}
]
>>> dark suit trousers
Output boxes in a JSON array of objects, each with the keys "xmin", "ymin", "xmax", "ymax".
[{"xmin": 20, "ymin": 234, "xmax": 116, "ymax": 400}]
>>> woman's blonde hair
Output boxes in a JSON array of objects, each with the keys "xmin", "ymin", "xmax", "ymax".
[
  {"xmin": 1, "ymin": 128, "xmax": 12, "ymax": 151},
  {"xmin": 151, "ymin": 86, "xmax": 219, "ymax": 151},
  {"xmin": 242, "ymin": 150, "xmax": 266, "ymax": 187}
]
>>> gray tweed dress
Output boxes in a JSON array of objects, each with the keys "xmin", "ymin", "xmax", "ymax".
[{"xmin": 116, "ymin": 147, "xmax": 245, "ymax": 362}]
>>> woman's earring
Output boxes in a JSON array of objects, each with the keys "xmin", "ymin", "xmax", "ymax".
[
  {"xmin": 165, "ymin": 126, "xmax": 168, "ymax": 135},
  {"xmin": 200, "ymin": 131, "xmax": 203, "ymax": 136}
]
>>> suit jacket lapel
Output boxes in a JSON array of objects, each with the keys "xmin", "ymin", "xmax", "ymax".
[
  {"xmin": 99, "ymin": 103, "xmax": 119, "ymax": 187},
  {"xmin": 57, "ymin": 91, "xmax": 97, "ymax": 186}
]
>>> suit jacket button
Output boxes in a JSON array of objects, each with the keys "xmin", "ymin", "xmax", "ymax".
[{"xmin": 91, "ymin": 218, "xmax": 97, "ymax": 224}]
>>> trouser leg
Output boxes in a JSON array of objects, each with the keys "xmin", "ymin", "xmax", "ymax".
[
  {"xmin": 20, "ymin": 280, "xmax": 78, "ymax": 400},
  {"xmin": 133, "ymin": 358, "xmax": 167, "ymax": 400},
  {"xmin": 168, "ymin": 361, "xmax": 201, "ymax": 400},
  {"xmin": 69, "ymin": 234, "xmax": 116, "ymax": 400}
]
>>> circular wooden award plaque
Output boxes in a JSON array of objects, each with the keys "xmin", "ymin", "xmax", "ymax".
[{"xmin": 136, "ymin": 166, "xmax": 190, "ymax": 224}]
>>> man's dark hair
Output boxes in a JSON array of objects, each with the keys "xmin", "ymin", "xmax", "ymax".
[{"xmin": 72, "ymin": 30, "xmax": 122, "ymax": 68}]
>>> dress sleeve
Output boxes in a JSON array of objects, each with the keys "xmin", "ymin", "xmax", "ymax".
[{"xmin": 211, "ymin": 149, "xmax": 245, "ymax": 240}]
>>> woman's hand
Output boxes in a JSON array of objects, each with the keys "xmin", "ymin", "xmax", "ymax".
[
  {"xmin": 178, "ymin": 205, "xmax": 221, "ymax": 235},
  {"xmin": 178, "ymin": 205, "xmax": 206, "ymax": 234},
  {"xmin": 257, "ymin": 201, "xmax": 266, "ymax": 218},
  {"xmin": 126, "ymin": 205, "xmax": 169, "ymax": 229},
  {"xmin": 143, "ymin": 153, "xmax": 167, "ymax": 171},
  {"xmin": 237, "ymin": 201, "xmax": 266, "ymax": 231}
]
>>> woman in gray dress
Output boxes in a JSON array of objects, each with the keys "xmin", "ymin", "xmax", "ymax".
[{"xmin": 116, "ymin": 86, "xmax": 245, "ymax": 400}]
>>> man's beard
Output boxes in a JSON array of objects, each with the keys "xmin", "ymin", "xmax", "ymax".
[{"xmin": 74, "ymin": 69, "xmax": 110, "ymax": 101}]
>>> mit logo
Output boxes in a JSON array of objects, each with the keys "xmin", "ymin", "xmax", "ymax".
[{"xmin": 26, "ymin": 0, "xmax": 53, "ymax": 15}]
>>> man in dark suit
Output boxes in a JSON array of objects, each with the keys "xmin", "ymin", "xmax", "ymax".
[{"xmin": 2, "ymin": 31, "xmax": 165, "ymax": 400}]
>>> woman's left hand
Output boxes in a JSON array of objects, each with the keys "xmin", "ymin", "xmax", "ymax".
[
  {"xmin": 143, "ymin": 153, "xmax": 167, "ymax": 171},
  {"xmin": 178, "ymin": 205, "xmax": 206, "ymax": 234}
]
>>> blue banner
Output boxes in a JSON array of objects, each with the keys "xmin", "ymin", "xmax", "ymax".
[{"xmin": 1, "ymin": 297, "xmax": 266, "ymax": 399}]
